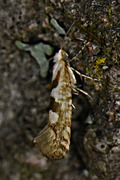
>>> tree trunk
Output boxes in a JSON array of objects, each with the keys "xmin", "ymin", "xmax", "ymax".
[{"xmin": 0, "ymin": 1, "xmax": 120, "ymax": 180}]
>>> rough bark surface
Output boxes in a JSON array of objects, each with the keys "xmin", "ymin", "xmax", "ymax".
[{"xmin": 0, "ymin": 0, "xmax": 120, "ymax": 180}]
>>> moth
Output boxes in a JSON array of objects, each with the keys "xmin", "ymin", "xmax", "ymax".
[{"xmin": 34, "ymin": 49, "xmax": 78, "ymax": 160}]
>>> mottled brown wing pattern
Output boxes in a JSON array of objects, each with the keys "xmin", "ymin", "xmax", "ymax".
[{"xmin": 34, "ymin": 50, "xmax": 76, "ymax": 160}]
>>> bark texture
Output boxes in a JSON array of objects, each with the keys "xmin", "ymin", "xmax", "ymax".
[{"xmin": 0, "ymin": 0, "xmax": 120, "ymax": 180}]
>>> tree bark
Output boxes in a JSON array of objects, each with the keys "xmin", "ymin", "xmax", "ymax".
[{"xmin": 0, "ymin": 0, "xmax": 120, "ymax": 180}]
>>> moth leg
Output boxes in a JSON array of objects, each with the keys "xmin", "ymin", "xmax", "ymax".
[
  {"xmin": 72, "ymin": 104, "xmax": 76, "ymax": 109},
  {"xmin": 68, "ymin": 67, "xmax": 92, "ymax": 99},
  {"xmin": 70, "ymin": 67, "xmax": 94, "ymax": 81},
  {"xmin": 76, "ymin": 87, "xmax": 92, "ymax": 100}
]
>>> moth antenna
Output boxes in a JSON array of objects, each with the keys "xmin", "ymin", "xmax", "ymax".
[
  {"xmin": 60, "ymin": 46, "xmax": 63, "ymax": 50},
  {"xmin": 69, "ymin": 42, "xmax": 89, "ymax": 63},
  {"xmin": 59, "ymin": 21, "xmax": 76, "ymax": 47},
  {"xmin": 65, "ymin": 21, "xmax": 76, "ymax": 38},
  {"xmin": 48, "ymin": 56, "xmax": 54, "ymax": 62},
  {"xmin": 48, "ymin": 46, "xmax": 63, "ymax": 62}
]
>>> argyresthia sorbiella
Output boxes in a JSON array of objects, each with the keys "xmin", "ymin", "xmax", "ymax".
[{"xmin": 34, "ymin": 49, "xmax": 77, "ymax": 160}]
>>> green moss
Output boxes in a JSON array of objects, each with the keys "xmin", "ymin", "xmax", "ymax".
[
  {"xmin": 50, "ymin": 18, "xmax": 66, "ymax": 35},
  {"xmin": 86, "ymin": 57, "xmax": 108, "ymax": 90},
  {"xmin": 86, "ymin": 57, "xmax": 107, "ymax": 78},
  {"xmin": 94, "ymin": 57, "xmax": 106, "ymax": 74},
  {"xmin": 15, "ymin": 41, "xmax": 53, "ymax": 78}
]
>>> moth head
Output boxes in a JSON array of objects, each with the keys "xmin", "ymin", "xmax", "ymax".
[{"xmin": 54, "ymin": 49, "xmax": 68, "ymax": 63}]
